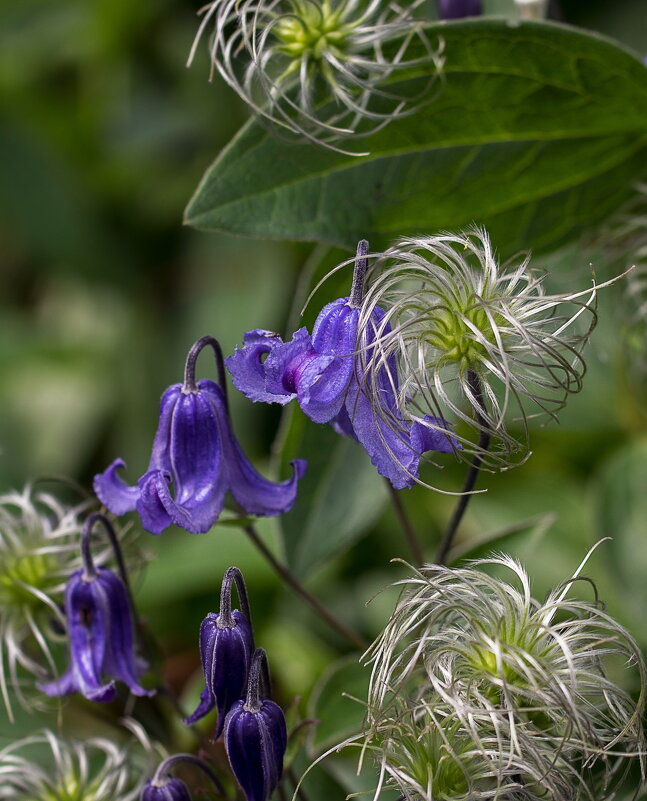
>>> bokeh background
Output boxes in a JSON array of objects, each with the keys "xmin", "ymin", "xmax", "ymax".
[{"xmin": 1, "ymin": 0, "xmax": 647, "ymax": 795}]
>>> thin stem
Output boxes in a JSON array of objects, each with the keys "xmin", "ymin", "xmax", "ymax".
[
  {"xmin": 183, "ymin": 335, "xmax": 229, "ymax": 411},
  {"xmin": 152, "ymin": 753, "xmax": 226, "ymax": 796},
  {"xmin": 219, "ymin": 566, "xmax": 254, "ymax": 636},
  {"xmin": 385, "ymin": 480, "xmax": 425, "ymax": 565},
  {"xmin": 349, "ymin": 239, "xmax": 369, "ymax": 308},
  {"xmin": 80, "ymin": 514, "xmax": 131, "ymax": 594},
  {"xmin": 435, "ymin": 370, "xmax": 491, "ymax": 565},
  {"xmin": 287, "ymin": 766, "xmax": 312, "ymax": 801},
  {"xmin": 245, "ymin": 648, "xmax": 272, "ymax": 712},
  {"xmin": 243, "ymin": 524, "xmax": 368, "ymax": 650}
]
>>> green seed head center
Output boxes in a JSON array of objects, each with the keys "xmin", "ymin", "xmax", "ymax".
[
  {"xmin": 426, "ymin": 303, "xmax": 506, "ymax": 369},
  {"xmin": 274, "ymin": 3, "xmax": 351, "ymax": 61},
  {"xmin": 0, "ymin": 552, "xmax": 55, "ymax": 607}
]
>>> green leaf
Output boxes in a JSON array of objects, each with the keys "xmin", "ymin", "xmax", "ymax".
[
  {"xmin": 186, "ymin": 20, "xmax": 647, "ymax": 256},
  {"xmin": 592, "ymin": 439, "xmax": 647, "ymax": 626},
  {"xmin": 307, "ymin": 654, "xmax": 368, "ymax": 753},
  {"xmin": 280, "ymin": 409, "xmax": 388, "ymax": 577}
]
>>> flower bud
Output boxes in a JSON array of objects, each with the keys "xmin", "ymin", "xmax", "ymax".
[
  {"xmin": 185, "ymin": 567, "xmax": 254, "ymax": 738},
  {"xmin": 141, "ymin": 778, "xmax": 191, "ymax": 801},
  {"xmin": 224, "ymin": 649, "xmax": 287, "ymax": 801}
]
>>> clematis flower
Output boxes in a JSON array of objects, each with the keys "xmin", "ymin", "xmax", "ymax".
[
  {"xmin": 95, "ymin": 336, "xmax": 306, "ymax": 535},
  {"xmin": 224, "ymin": 649, "xmax": 287, "ymax": 801},
  {"xmin": 227, "ymin": 242, "xmax": 460, "ymax": 489},
  {"xmin": 184, "ymin": 567, "xmax": 254, "ymax": 738},
  {"xmin": 437, "ymin": 0, "xmax": 482, "ymax": 18},
  {"xmin": 38, "ymin": 514, "xmax": 153, "ymax": 703}
]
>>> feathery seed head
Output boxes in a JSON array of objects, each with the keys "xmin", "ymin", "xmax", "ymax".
[
  {"xmin": 187, "ymin": 0, "xmax": 442, "ymax": 152},
  {"xmin": 0, "ymin": 729, "xmax": 149, "ymax": 801},
  {"xmin": 364, "ymin": 551, "xmax": 646, "ymax": 800},
  {"xmin": 358, "ymin": 229, "xmax": 604, "ymax": 469}
]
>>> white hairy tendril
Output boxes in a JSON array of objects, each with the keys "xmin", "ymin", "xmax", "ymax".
[
  {"xmin": 0, "ymin": 729, "xmax": 152, "ymax": 801},
  {"xmin": 363, "ymin": 552, "xmax": 646, "ymax": 800},
  {"xmin": 0, "ymin": 485, "xmax": 143, "ymax": 721},
  {"xmin": 356, "ymin": 228, "xmax": 607, "ymax": 471},
  {"xmin": 187, "ymin": 0, "xmax": 443, "ymax": 153}
]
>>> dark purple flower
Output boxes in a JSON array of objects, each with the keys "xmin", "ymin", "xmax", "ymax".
[
  {"xmin": 94, "ymin": 337, "xmax": 306, "ymax": 535},
  {"xmin": 185, "ymin": 567, "xmax": 254, "ymax": 739},
  {"xmin": 38, "ymin": 567, "xmax": 152, "ymax": 702},
  {"xmin": 227, "ymin": 243, "xmax": 460, "ymax": 489},
  {"xmin": 141, "ymin": 778, "xmax": 192, "ymax": 801},
  {"xmin": 142, "ymin": 754, "xmax": 225, "ymax": 801},
  {"xmin": 437, "ymin": 0, "xmax": 482, "ymax": 18},
  {"xmin": 224, "ymin": 649, "xmax": 287, "ymax": 801}
]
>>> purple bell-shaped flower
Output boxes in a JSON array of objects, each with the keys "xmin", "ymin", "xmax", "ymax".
[
  {"xmin": 437, "ymin": 0, "xmax": 482, "ymax": 18},
  {"xmin": 38, "ymin": 514, "xmax": 153, "ymax": 703},
  {"xmin": 224, "ymin": 648, "xmax": 287, "ymax": 801},
  {"xmin": 184, "ymin": 566, "xmax": 254, "ymax": 738},
  {"xmin": 141, "ymin": 754, "xmax": 225, "ymax": 801},
  {"xmin": 227, "ymin": 242, "xmax": 459, "ymax": 489},
  {"xmin": 94, "ymin": 336, "xmax": 306, "ymax": 535}
]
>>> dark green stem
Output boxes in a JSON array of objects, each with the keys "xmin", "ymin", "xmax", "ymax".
[
  {"xmin": 183, "ymin": 335, "xmax": 229, "ymax": 411},
  {"xmin": 243, "ymin": 524, "xmax": 367, "ymax": 650},
  {"xmin": 385, "ymin": 480, "xmax": 425, "ymax": 565},
  {"xmin": 435, "ymin": 370, "xmax": 490, "ymax": 565}
]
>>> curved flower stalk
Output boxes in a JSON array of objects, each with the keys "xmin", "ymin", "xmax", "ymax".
[
  {"xmin": 95, "ymin": 336, "xmax": 306, "ymax": 534},
  {"xmin": 0, "ymin": 729, "xmax": 150, "ymax": 801},
  {"xmin": 228, "ymin": 242, "xmax": 460, "ymax": 489},
  {"xmin": 364, "ymin": 550, "xmax": 646, "ymax": 800},
  {"xmin": 358, "ymin": 228, "xmax": 607, "ymax": 469},
  {"xmin": 0, "ymin": 485, "xmax": 140, "ymax": 720},
  {"xmin": 187, "ymin": 0, "xmax": 442, "ymax": 153}
]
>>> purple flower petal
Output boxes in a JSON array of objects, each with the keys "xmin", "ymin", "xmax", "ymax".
[
  {"xmin": 437, "ymin": 0, "xmax": 482, "ymax": 19},
  {"xmin": 141, "ymin": 778, "xmax": 192, "ymax": 801},
  {"xmin": 226, "ymin": 329, "xmax": 292, "ymax": 404},
  {"xmin": 410, "ymin": 416, "xmax": 461, "ymax": 455},
  {"xmin": 93, "ymin": 459, "xmax": 139, "ymax": 516},
  {"xmin": 224, "ymin": 699, "xmax": 287, "ymax": 801},
  {"xmin": 97, "ymin": 569, "xmax": 153, "ymax": 697}
]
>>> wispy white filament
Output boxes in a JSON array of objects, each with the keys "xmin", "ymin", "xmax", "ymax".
[{"xmin": 188, "ymin": 0, "xmax": 442, "ymax": 153}]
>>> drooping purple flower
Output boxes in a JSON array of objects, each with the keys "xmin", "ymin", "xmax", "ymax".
[
  {"xmin": 38, "ymin": 567, "xmax": 152, "ymax": 702},
  {"xmin": 227, "ymin": 242, "xmax": 460, "ymax": 489},
  {"xmin": 185, "ymin": 567, "xmax": 254, "ymax": 739},
  {"xmin": 141, "ymin": 777, "xmax": 191, "ymax": 801},
  {"xmin": 94, "ymin": 336, "xmax": 306, "ymax": 535},
  {"xmin": 224, "ymin": 649, "xmax": 287, "ymax": 801},
  {"xmin": 437, "ymin": 0, "xmax": 482, "ymax": 19},
  {"xmin": 141, "ymin": 754, "xmax": 225, "ymax": 801}
]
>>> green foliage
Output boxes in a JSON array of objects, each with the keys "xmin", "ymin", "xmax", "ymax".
[{"xmin": 186, "ymin": 19, "xmax": 647, "ymax": 256}]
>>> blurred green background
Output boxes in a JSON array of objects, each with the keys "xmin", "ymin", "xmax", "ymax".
[{"xmin": 1, "ymin": 0, "xmax": 647, "ymax": 796}]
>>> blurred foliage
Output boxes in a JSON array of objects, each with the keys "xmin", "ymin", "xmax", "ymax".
[{"xmin": 1, "ymin": 0, "xmax": 647, "ymax": 798}]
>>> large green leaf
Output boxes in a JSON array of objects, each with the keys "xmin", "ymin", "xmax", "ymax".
[
  {"xmin": 186, "ymin": 20, "xmax": 647, "ymax": 255},
  {"xmin": 279, "ymin": 407, "xmax": 388, "ymax": 577}
]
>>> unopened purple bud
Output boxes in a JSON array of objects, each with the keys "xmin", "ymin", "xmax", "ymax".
[
  {"xmin": 437, "ymin": 0, "xmax": 482, "ymax": 18},
  {"xmin": 141, "ymin": 778, "xmax": 192, "ymax": 801},
  {"xmin": 224, "ymin": 649, "xmax": 287, "ymax": 801},
  {"xmin": 185, "ymin": 567, "xmax": 255, "ymax": 738}
]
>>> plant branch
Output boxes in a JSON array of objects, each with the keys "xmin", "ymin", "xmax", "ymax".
[
  {"xmin": 435, "ymin": 370, "xmax": 490, "ymax": 565},
  {"xmin": 385, "ymin": 480, "xmax": 425, "ymax": 565},
  {"xmin": 243, "ymin": 524, "xmax": 367, "ymax": 650}
]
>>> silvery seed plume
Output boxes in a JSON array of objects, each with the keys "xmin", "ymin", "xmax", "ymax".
[
  {"xmin": 0, "ymin": 728, "xmax": 150, "ymax": 801},
  {"xmin": 0, "ymin": 485, "xmax": 141, "ymax": 720},
  {"xmin": 357, "ymin": 229, "xmax": 607, "ymax": 471},
  {"xmin": 187, "ymin": 0, "xmax": 442, "ymax": 153},
  {"xmin": 365, "ymin": 550, "xmax": 646, "ymax": 800}
]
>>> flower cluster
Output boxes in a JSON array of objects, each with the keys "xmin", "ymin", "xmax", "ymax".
[
  {"xmin": 144, "ymin": 567, "xmax": 286, "ymax": 801},
  {"xmin": 187, "ymin": 0, "xmax": 442, "ymax": 152},
  {"xmin": 357, "ymin": 229, "xmax": 603, "ymax": 469},
  {"xmin": 228, "ymin": 241, "xmax": 460, "ymax": 489},
  {"xmin": 363, "ymin": 551, "xmax": 646, "ymax": 800},
  {"xmin": 0, "ymin": 485, "xmax": 139, "ymax": 719},
  {"xmin": 95, "ymin": 336, "xmax": 305, "ymax": 535}
]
